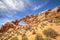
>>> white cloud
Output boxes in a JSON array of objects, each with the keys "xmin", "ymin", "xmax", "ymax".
[
  {"xmin": 33, "ymin": 5, "xmax": 43, "ymax": 11},
  {"xmin": 0, "ymin": 0, "xmax": 25, "ymax": 10},
  {"xmin": 0, "ymin": 0, "xmax": 26, "ymax": 18},
  {"xmin": 0, "ymin": 1, "xmax": 6, "ymax": 9},
  {"xmin": 32, "ymin": 0, "xmax": 49, "ymax": 11}
]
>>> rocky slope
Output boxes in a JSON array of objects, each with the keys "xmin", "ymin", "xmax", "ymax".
[{"xmin": 0, "ymin": 6, "xmax": 60, "ymax": 40}]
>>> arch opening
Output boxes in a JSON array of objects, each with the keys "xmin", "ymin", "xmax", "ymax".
[{"xmin": 19, "ymin": 21, "xmax": 26, "ymax": 25}]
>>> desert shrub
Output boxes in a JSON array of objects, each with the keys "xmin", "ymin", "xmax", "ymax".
[
  {"xmin": 44, "ymin": 37, "xmax": 52, "ymax": 40},
  {"xmin": 8, "ymin": 35, "xmax": 12, "ymax": 39},
  {"xmin": 48, "ymin": 16, "xmax": 60, "ymax": 23},
  {"xmin": 16, "ymin": 31, "xmax": 21, "ymax": 35},
  {"xmin": 55, "ymin": 16, "xmax": 60, "ymax": 20},
  {"xmin": 4, "ymin": 38, "xmax": 9, "ymax": 40},
  {"xmin": 11, "ymin": 37, "xmax": 18, "ymax": 40},
  {"xmin": 3, "ymin": 34, "xmax": 9, "ymax": 37},
  {"xmin": 48, "ymin": 19, "xmax": 53, "ymax": 23},
  {"xmin": 24, "ymin": 27, "xmax": 31, "ymax": 31},
  {"xmin": 11, "ymin": 34, "xmax": 15, "ymax": 36},
  {"xmin": 0, "ymin": 34, "xmax": 3, "ymax": 37},
  {"xmin": 40, "ymin": 22, "xmax": 47, "ymax": 29},
  {"xmin": 43, "ymin": 28, "xmax": 59, "ymax": 39},
  {"xmin": 53, "ymin": 19, "xmax": 60, "ymax": 23},
  {"xmin": 35, "ymin": 34, "xmax": 44, "ymax": 40},
  {"xmin": 52, "ymin": 16, "xmax": 60, "ymax": 23},
  {"xmin": 22, "ymin": 34, "xmax": 28, "ymax": 40}
]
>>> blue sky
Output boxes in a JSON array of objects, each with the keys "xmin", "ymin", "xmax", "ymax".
[{"xmin": 0, "ymin": 0, "xmax": 60, "ymax": 27}]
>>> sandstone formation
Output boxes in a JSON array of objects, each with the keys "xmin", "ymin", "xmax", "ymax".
[
  {"xmin": 38, "ymin": 6, "xmax": 60, "ymax": 21},
  {"xmin": 0, "ymin": 6, "xmax": 60, "ymax": 33},
  {"xmin": 0, "ymin": 22, "xmax": 16, "ymax": 33}
]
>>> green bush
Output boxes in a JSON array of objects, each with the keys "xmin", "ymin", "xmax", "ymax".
[
  {"xmin": 22, "ymin": 34, "xmax": 28, "ymax": 40},
  {"xmin": 43, "ymin": 28, "xmax": 59, "ymax": 39},
  {"xmin": 44, "ymin": 37, "xmax": 52, "ymax": 40},
  {"xmin": 55, "ymin": 16, "xmax": 60, "ymax": 20},
  {"xmin": 40, "ymin": 22, "xmax": 47, "ymax": 29},
  {"xmin": 52, "ymin": 16, "xmax": 60, "ymax": 23},
  {"xmin": 11, "ymin": 37, "xmax": 18, "ymax": 40},
  {"xmin": 35, "ymin": 34, "xmax": 44, "ymax": 40}
]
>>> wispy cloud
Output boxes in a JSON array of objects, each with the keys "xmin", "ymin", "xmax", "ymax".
[
  {"xmin": 32, "ymin": 0, "xmax": 49, "ymax": 11},
  {"xmin": 0, "ymin": 0, "xmax": 25, "ymax": 10},
  {"xmin": 0, "ymin": 0, "xmax": 26, "ymax": 19},
  {"xmin": 33, "ymin": 5, "xmax": 43, "ymax": 11}
]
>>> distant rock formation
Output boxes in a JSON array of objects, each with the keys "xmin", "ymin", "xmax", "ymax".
[{"xmin": 0, "ymin": 6, "xmax": 60, "ymax": 33}]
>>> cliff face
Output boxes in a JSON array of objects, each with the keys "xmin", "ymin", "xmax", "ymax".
[
  {"xmin": 38, "ymin": 6, "xmax": 60, "ymax": 21},
  {"xmin": 0, "ymin": 6, "xmax": 60, "ymax": 33}
]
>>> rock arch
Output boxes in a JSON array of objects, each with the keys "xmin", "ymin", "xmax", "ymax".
[
  {"xmin": 11, "ymin": 14, "xmax": 38, "ymax": 25},
  {"xmin": 0, "ymin": 14, "xmax": 38, "ymax": 33}
]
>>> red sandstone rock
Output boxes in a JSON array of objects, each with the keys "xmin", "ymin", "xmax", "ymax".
[
  {"xmin": 0, "ymin": 6, "xmax": 60, "ymax": 33},
  {"xmin": 0, "ymin": 22, "xmax": 16, "ymax": 33}
]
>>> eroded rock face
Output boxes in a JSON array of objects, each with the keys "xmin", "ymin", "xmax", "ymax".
[
  {"xmin": 38, "ymin": 6, "xmax": 60, "ymax": 21},
  {"xmin": 0, "ymin": 6, "xmax": 60, "ymax": 33},
  {"xmin": 0, "ymin": 22, "xmax": 16, "ymax": 33},
  {"xmin": 19, "ymin": 14, "xmax": 38, "ymax": 24}
]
